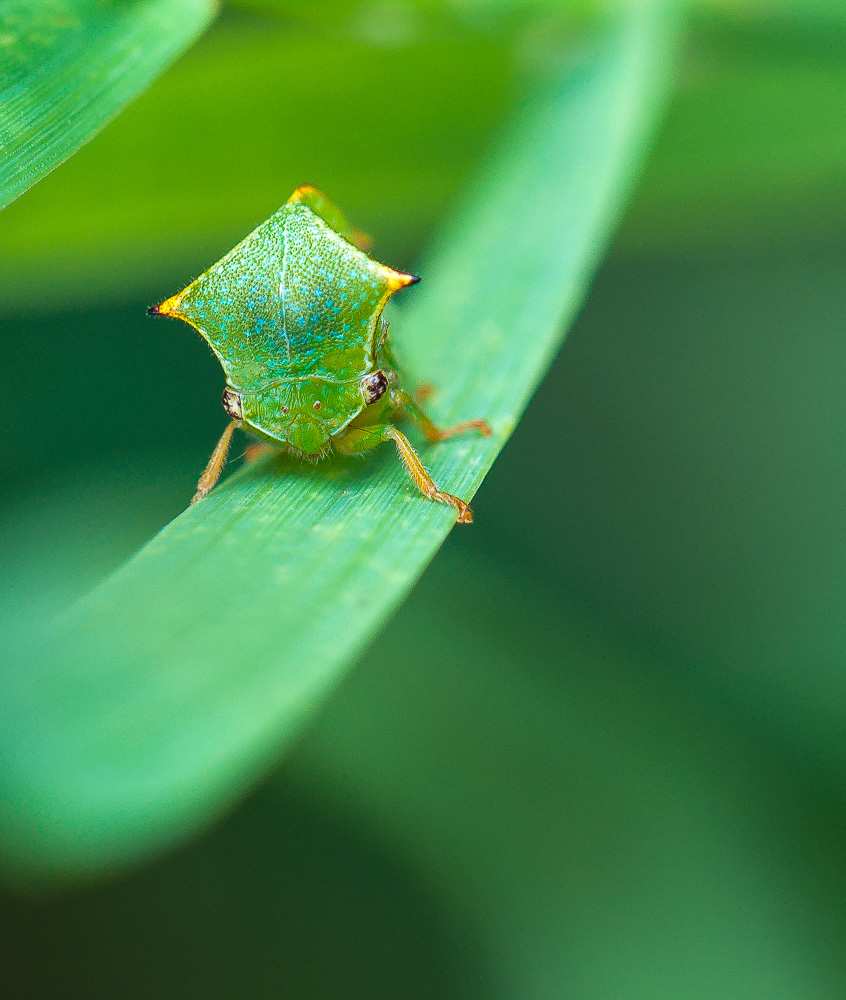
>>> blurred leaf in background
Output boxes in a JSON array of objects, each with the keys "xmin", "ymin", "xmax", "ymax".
[
  {"xmin": 0, "ymin": 4, "xmax": 523, "ymax": 310},
  {"xmin": 3, "ymin": 0, "xmax": 846, "ymax": 998},
  {"xmin": 0, "ymin": 0, "xmax": 677, "ymax": 879},
  {"xmin": 0, "ymin": 0, "xmax": 216, "ymax": 207},
  {"xmin": 617, "ymin": 3, "xmax": 846, "ymax": 258}
]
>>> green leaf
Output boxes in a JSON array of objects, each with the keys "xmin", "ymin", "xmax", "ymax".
[
  {"xmin": 0, "ymin": 19, "xmax": 518, "ymax": 311},
  {"xmin": 0, "ymin": 0, "xmax": 216, "ymax": 209},
  {"xmin": 0, "ymin": 3, "xmax": 679, "ymax": 881},
  {"xmin": 290, "ymin": 544, "xmax": 841, "ymax": 1000},
  {"xmin": 616, "ymin": 6, "xmax": 846, "ymax": 258}
]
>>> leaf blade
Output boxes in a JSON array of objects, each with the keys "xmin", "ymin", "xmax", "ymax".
[
  {"xmin": 0, "ymin": 0, "xmax": 216, "ymax": 209},
  {"xmin": 1, "ymin": 3, "xmax": 679, "ymax": 880}
]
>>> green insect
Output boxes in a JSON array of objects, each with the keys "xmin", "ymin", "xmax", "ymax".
[{"xmin": 149, "ymin": 186, "xmax": 490, "ymax": 522}]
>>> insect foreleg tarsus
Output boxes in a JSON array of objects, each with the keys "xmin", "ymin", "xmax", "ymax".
[{"xmin": 383, "ymin": 425, "xmax": 474, "ymax": 523}]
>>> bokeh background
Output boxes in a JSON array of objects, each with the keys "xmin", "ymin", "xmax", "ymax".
[{"xmin": 3, "ymin": 2, "xmax": 846, "ymax": 996}]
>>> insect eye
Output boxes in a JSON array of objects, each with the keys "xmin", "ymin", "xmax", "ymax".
[
  {"xmin": 360, "ymin": 370, "xmax": 388, "ymax": 406},
  {"xmin": 222, "ymin": 387, "xmax": 243, "ymax": 420}
]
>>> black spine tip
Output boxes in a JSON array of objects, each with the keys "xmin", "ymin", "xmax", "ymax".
[
  {"xmin": 146, "ymin": 304, "xmax": 160, "ymax": 316},
  {"xmin": 408, "ymin": 274, "xmax": 422, "ymax": 285}
]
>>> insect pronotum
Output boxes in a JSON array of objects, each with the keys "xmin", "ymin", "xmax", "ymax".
[{"xmin": 149, "ymin": 186, "xmax": 490, "ymax": 522}]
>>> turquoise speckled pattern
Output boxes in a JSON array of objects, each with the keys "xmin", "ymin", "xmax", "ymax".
[
  {"xmin": 155, "ymin": 188, "xmax": 415, "ymax": 454},
  {"xmin": 173, "ymin": 203, "xmax": 397, "ymax": 384},
  {"xmin": 151, "ymin": 186, "xmax": 487, "ymax": 519}
]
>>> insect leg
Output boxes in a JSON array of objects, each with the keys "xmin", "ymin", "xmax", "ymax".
[
  {"xmin": 383, "ymin": 425, "xmax": 474, "ymax": 524},
  {"xmin": 392, "ymin": 390, "xmax": 491, "ymax": 443},
  {"xmin": 335, "ymin": 424, "xmax": 474, "ymax": 522},
  {"xmin": 333, "ymin": 425, "xmax": 385, "ymax": 455},
  {"xmin": 192, "ymin": 420, "xmax": 238, "ymax": 505}
]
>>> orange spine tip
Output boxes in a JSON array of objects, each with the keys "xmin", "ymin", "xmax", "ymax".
[
  {"xmin": 388, "ymin": 270, "xmax": 421, "ymax": 291},
  {"xmin": 149, "ymin": 293, "xmax": 181, "ymax": 317}
]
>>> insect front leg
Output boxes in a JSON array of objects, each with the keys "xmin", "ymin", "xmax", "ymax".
[
  {"xmin": 335, "ymin": 424, "xmax": 474, "ymax": 523},
  {"xmin": 192, "ymin": 420, "xmax": 238, "ymax": 504},
  {"xmin": 391, "ymin": 390, "xmax": 491, "ymax": 443}
]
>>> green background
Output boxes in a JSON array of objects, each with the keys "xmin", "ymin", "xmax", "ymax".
[{"xmin": 3, "ymin": 3, "xmax": 846, "ymax": 996}]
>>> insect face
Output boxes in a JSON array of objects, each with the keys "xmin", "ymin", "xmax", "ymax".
[
  {"xmin": 289, "ymin": 413, "xmax": 328, "ymax": 455},
  {"xmin": 222, "ymin": 387, "xmax": 243, "ymax": 421},
  {"xmin": 360, "ymin": 370, "xmax": 388, "ymax": 406}
]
